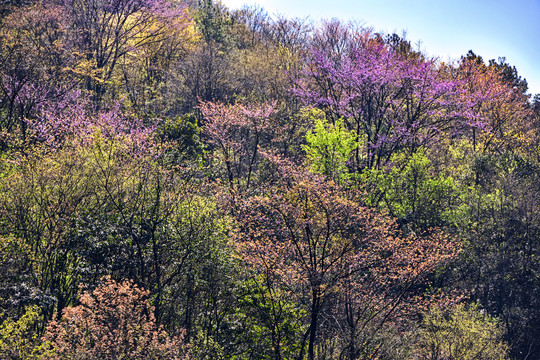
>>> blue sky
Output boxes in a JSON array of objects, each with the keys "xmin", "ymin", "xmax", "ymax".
[{"xmin": 221, "ymin": 0, "xmax": 540, "ymax": 96}]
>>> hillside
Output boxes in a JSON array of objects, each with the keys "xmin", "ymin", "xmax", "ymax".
[{"xmin": 0, "ymin": 1, "xmax": 538, "ymax": 359}]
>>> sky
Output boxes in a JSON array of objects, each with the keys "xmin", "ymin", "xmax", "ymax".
[{"xmin": 221, "ymin": 0, "xmax": 540, "ymax": 96}]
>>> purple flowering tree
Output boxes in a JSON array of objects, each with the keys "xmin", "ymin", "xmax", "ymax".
[
  {"xmin": 24, "ymin": 90, "xmax": 157, "ymax": 158},
  {"xmin": 294, "ymin": 25, "xmax": 480, "ymax": 169},
  {"xmin": 0, "ymin": 3, "xmax": 77, "ymax": 137},
  {"xmin": 0, "ymin": 0, "xmax": 190, "ymax": 140}
]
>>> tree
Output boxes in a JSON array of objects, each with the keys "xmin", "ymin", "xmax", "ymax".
[
  {"xmin": 171, "ymin": 0, "xmax": 234, "ymax": 112},
  {"xmin": 0, "ymin": 2, "xmax": 76, "ymax": 137},
  {"xmin": 200, "ymin": 100, "xmax": 277, "ymax": 190},
  {"xmin": 458, "ymin": 53, "xmax": 533, "ymax": 154},
  {"xmin": 302, "ymin": 108, "xmax": 358, "ymax": 183},
  {"xmin": 57, "ymin": 0, "xmax": 191, "ymax": 103},
  {"xmin": 416, "ymin": 303, "xmax": 509, "ymax": 360},
  {"xmin": 236, "ymin": 167, "xmax": 459, "ymax": 359},
  {"xmin": 456, "ymin": 153, "xmax": 540, "ymax": 360},
  {"xmin": 295, "ymin": 23, "xmax": 475, "ymax": 170},
  {"xmin": 0, "ymin": 305, "xmax": 42, "ymax": 360},
  {"xmin": 156, "ymin": 113, "xmax": 205, "ymax": 164},
  {"xmin": 40, "ymin": 276, "xmax": 189, "ymax": 360},
  {"xmin": 233, "ymin": 275, "xmax": 307, "ymax": 360},
  {"xmin": 362, "ymin": 149, "xmax": 462, "ymax": 230},
  {"xmin": 488, "ymin": 57, "xmax": 528, "ymax": 95}
]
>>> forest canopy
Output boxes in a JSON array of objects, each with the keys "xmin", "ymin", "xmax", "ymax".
[{"xmin": 0, "ymin": 0, "xmax": 538, "ymax": 359}]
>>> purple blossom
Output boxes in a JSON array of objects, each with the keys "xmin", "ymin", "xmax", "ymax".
[
  {"xmin": 293, "ymin": 28, "xmax": 485, "ymax": 168},
  {"xmin": 26, "ymin": 90, "xmax": 157, "ymax": 156}
]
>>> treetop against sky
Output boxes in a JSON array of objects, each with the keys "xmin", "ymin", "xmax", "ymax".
[{"xmin": 222, "ymin": 0, "xmax": 540, "ymax": 96}]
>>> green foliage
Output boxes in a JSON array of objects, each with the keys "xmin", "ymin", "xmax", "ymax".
[
  {"xmin": 417, "ymin": 303, "xmax": 510, "ymax": 360},
  {"xmin": 0, "ymin": 145, "xmax": 99, "ymax": 319},
  {"xmin": 0, "ymin": 234, "xmax": 44, "ymax": 320},
  {"xmin": 363, "ymin": 149, "xmax": 462, "ymax": 229},
  {"xmin": 156, "ymin": 113, "xmax": 205, "ymax": 163},
  {"xmin": 455, "ymin": 152, "xmax": 540, "ymax": 359},
  {"xmin": 233, "ymin": 276, "xmax": 307, "ymax": 360},
  {"xmin": 195, "ymin": 0, "xmax": 233, "ymax": 45},
  {"xmin": 157, "ymin": 194, "xmax": 240, "ymax": 350},
  {"xmin": 189, "ymin": 330, "xmax": 225, "ymax": 360},
  {"xmin": 488, "ymin": 57, "xmax": 528, "ymax": 94},
  {"xmin": 0, "ymin": 135, "xmax": 239, "ymax": 347},
  {"xmin": 0, "ymin": 305, "xmax": 42, "ymax": 360},
  {"xmin": 302, "ymin": 109, "xmax": 358, "ymax": 183}
]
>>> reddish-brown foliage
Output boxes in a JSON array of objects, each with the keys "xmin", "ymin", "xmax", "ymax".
[
  {"xmin": 235, "ymin": 167, "xmax": 460, "ymax": 359},
  {"xmin": 199, "ymin": 100, "xmax": 277, "ymax": 190},
  {"xmin": 458, "ymin": 56, "xmax": 533, "ymax": 154},
  {"xmin": 41, "ymin": 276, "xmax": 189, "ymax": 360}
]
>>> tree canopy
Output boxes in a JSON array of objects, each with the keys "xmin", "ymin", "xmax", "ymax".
[{"xmin": 0, "ymin": 1, "xmax": 538, "ymax": 359}]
